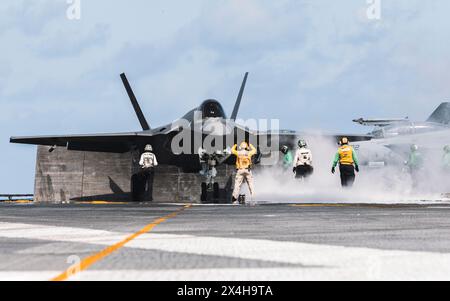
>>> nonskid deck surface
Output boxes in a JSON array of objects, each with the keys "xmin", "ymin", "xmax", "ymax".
[{"xmin": 1, "ymin": 202, "xmax": 450, "ymax": 281}]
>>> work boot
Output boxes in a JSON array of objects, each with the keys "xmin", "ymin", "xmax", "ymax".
[
  {"xmin": 231, "ymin": 196, "xmax": 238, "ymax": 205},
  {"xmin": 248, "ymin": 195, "xmax": 256, "ymax": 207}
]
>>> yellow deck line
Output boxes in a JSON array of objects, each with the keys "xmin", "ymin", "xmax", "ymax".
[
  {"xmin": 289, "ymin": 203, "xmax": 422, "ymax": 208},
  {"xmin": 51, "ymin": 204, "xmax": 192, "ymax": 281},
  {"xmin": 75, "ymin": 201, "xmax": 129, "ymax": 205},
  {"xmin": 1, "ymin": 200, "xmax": 33, "ymax": 204},
  {"xmin": 290, "ymin": 204, "xmax": 349, "ymax": 207}
]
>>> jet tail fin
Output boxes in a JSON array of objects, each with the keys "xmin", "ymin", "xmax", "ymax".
[
  {"xmin": 427, "ymin": 102, "xmax": 450, "ymax": 125},
  {"xmin": 231, "ymin": 72, "xmax": 249, "ymax": 121},
  {"xmin": 120, "ymin": 73, "xmax": 151, "ymax": 131}
]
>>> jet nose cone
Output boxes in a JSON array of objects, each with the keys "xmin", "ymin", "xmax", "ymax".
[{"xmin": 202, "ymin": 118, "xmax": 233, "ymax": 135}]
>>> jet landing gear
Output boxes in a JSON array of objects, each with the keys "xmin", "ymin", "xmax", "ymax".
[
  {"xmin": 199, "ymin": 149, "xmax": 229, "ymax": 203},
  {"xmin": 200, "ymin": 163, "xmax": 220, "ymax": 203},
  {"xmin": 201, "ymin": 182, "xmax": 220, "ymax": 203}
]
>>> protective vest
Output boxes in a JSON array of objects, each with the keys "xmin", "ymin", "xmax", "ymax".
[
  {"xmin": 232, "ymin": 144, "xmax": 257, "ymax": 170},
  {"xmin": 294, "ymin": 148, "xmax": 313, "ymax": 167},
  {"xmin": 283, "ymin": 151, "xmax": 294, "ymax": 167},
  {"xmin": 338, "ymin": 145, "xmax": 354, "ymax": 165},
  {"xmin": 140, "ymin": 152, "xmax": 158, "ymax": 168},
  {"xmin": 408, "ymin": 151, "xmax": 422, "ymax": 169}
]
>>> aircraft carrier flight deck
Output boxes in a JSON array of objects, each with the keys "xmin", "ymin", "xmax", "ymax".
[{"xmin": 1, "ymin": 201, "xmax": 450, "ymax": 281}]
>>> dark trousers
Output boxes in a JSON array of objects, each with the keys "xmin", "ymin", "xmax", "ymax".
[
  {"xmin": 295, "ymin": 165, "xmax": 314, "ymax": 179},
  {"xmin": 339, "ymin": 164, "xmax": 355, "ymax": 187},
  {"xmin": 132, "ymin": 168, "xmax": 154, "ymax": 202},
  {"xmin": 143, "ymin": 168, "xmax": 155, "ymax": 202}
]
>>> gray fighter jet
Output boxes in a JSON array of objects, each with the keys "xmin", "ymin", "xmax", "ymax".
[
  {"xmin": 11, "ymin": 72, "xmax": 371, "ymax": 162},
  {"xmin": 11, "ymin": 73, "xmax": 260, "ymax": 169},
  {"xmin": 354, "ymin": 103, "xmax": 450, "ymax": 139},
  {"xmin": 10, "ymin": 73, "xmax": 371, "ymax": 200},
  {"xmin": 352, "ymin": 103, "xmax": 450, "ymax": 166}
]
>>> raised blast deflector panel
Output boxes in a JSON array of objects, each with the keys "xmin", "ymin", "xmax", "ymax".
[
  {"xmin": 34, "ymin": 146, "xmax": 235, "ymax": 203},
  {"xmin": 34, "ymin": 146, "xmax": 132, "ymax": 203}
]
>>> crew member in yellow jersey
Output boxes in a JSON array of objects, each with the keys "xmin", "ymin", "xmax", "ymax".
[
  {"xmin": 231, "ymin": 141, "xmax": 257, "ymax": 204},
  {"xmin": 331, "ymin": 137, "xmax": 360, "ymax": 188}
]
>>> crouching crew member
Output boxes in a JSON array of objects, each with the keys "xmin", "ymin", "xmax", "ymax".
[
  {"xmin": 331, "ymin": 137, "xmax": 359, "ymax": 188},
  {"xmin": 293, "ymin": 139, "xmax": 314, "ymax": 180},
  {"xmin": 139, "ymin": 144, "xmax": 158, "ymax": 202},
  {"xmin": 231, "ymin": 142, "xmax": 257, "ymax": 204}
]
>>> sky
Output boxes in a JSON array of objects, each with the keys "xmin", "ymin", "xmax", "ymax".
[{"xmin": 1, "ymin": 0, "xmax": 450, "ymax": 193}]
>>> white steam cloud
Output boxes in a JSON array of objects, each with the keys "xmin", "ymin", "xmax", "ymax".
[{"xmin": 250, "ymin": 136, "xmax": 450, "ymax": 204}]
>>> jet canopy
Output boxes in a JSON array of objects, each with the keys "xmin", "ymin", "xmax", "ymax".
[{"xmin": 200, "ymin": 99, "xmax": 227, "ymax": 119}]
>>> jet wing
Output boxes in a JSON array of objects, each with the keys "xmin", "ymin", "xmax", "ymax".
[{"xmin": 10, "ymin": 131, "xmax": 157, "ymax": 153}]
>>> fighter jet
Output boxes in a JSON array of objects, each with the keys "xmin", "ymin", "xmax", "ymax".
[
  {"xmin": 352, "ymin": 103, "xmax": 450, "ymax": 166},
  {"xmin": 11, "ymin": 73, "xmax": 255, "ymax": 168},
  {"xmin": 10, "ymin": 72, "xmax": 371, "ymax": 200},
  {"xmin": 353, "ymin": 103, "xmax": 450, "ymax": 139}
]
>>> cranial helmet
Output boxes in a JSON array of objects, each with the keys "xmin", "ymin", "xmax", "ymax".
[
  {"xmin": 340, "ymin": 137, "xmax": 349, "ymax": 145},
  {"xmin": 411, "ymin": 144, "xmax": 419, "ymax": 152},
  {"xmin": 144, "ymin": 144, "xmax": 153, "ymax": 152},
  {"xmin": 298, "ymin": 139, "xmax": 307, "ymax": 148},
  {"xmin": 281, "ymin": 145, "xmax": 289, "ymax": 154}
]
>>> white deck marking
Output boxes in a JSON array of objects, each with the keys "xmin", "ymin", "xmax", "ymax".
[
  {"xmin": 0, "ymin": 222, "xmax": 128, "ymax": 245},
  {"xmin": 1, "ymin": 222, "xmax": 450, "ymax": 280}
]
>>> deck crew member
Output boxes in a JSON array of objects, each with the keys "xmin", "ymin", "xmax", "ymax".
[
  {"xmin": 139, "ymin": 144, "xmax": 158, "ymax": 202},
  {"xmin": 331, "ymin": 137, "xmax": 359, "ymax": 188},
  {"xmin": 293, "ymin": 139, "xmax": 314, "ymax": 180},
  {"xmin": 231, "ymin": 142, "xmax": 257, "ymax": 204}
]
